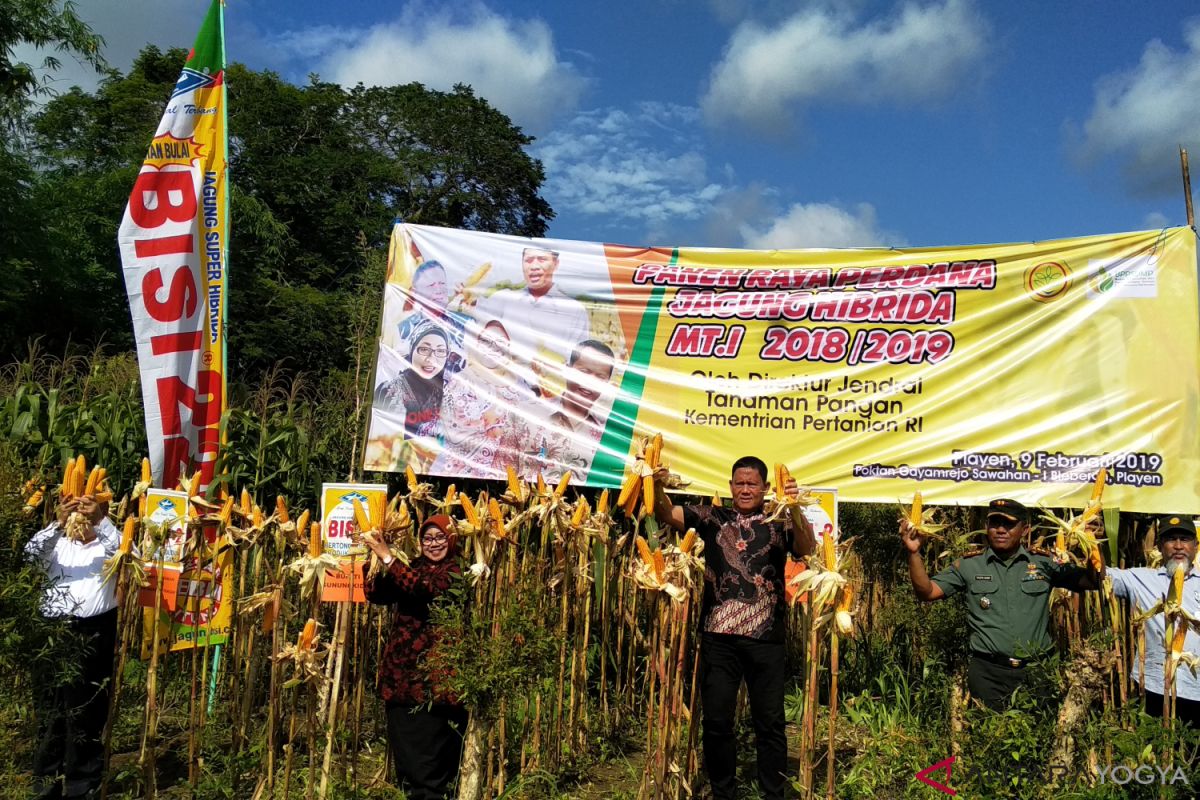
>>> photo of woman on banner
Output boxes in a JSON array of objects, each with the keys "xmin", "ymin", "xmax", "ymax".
[
  {"xmin": 519, "ymin": 339, "xmax": 616, "ymax": 483},
  {"xmin": 430, "ymin": 317, "xmax": 532, "ymax": 480},
  {"xmin": 395, "ymin": 260, "xmax": 467, "ymax": 379},
  {"xmin": 373, "ymin": 321, "xmax": 450, "ymax": 471}
]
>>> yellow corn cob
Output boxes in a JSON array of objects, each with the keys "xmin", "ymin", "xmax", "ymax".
[
  {"xmin": 460, "ymin": 492, "xmax": 480, "ymax": 527},
  {"xmin": 295, "ymin": 509, "xmax": 310, "ymax": 539},
  {"xmin": 711, "ymin": 492, "xmax": 721, "ymax": 507},
  {"xmin": 680, "ymin": 528, "xmax": 697, "ymax": 555},
  {"xmin": 823, "ymin": 529, "xmax": 837, "ymax": 571},
  {"xmin": 84, "ymin": 467, "xmax": 101, "ymax": 496},
  {"xmin": 909, "ymin": 491, "xmax": 923, "ymax": 526},
  {"xmin": 1091, "ymin": 467, "xmax": 1108, "ymax": 502},
  {"xmin": 570, "ymin": 498, "xmax": 588, "ymax": 528},
  {"xmin": 536, "ymin": 474, "xmax": 547, "ymax": 496},
  {"xmin": 642, "ymin": 472, "xmax": 655, "ymax": 514},
  {"xmin": 1087, "ymin": 545, "xmax": 1103, "ymax": 572},
  {"xmin": 835, "ymin": 585, "xmax": 855, "ymax": 635},
  {"xmin": 406, "ymin": 465, "xmax": 419, "ymax": 490},
  {"xmin": 1170, "ymin": 564, "xmax": 1185, "ymax": 605},
  {"xmin": 252, "ymin": 505, "xmax": 263, "ymax": 529},
  {"xmin": 622, "ymin": 477, "xmax": 642, "ymax": 516},
  {"xmin": 218, "ymin": 485, "xmax": 229, "ymax": 501},
  {"xmin": 352, "ymin": 498, "xmax": 373, "ymax": 534},
  {"xmin": 648, "ymin": 433, "xmax": 663, "ymax": 468},
  {"xmin": 837, "ymin": 584, "xmax": 855, "ymax": 612},
  {"xmin": 488, "ymin": 498, "xmax": 506, "ymax": 539},
  {"xmin": 395, "ymin": 499, "xmax": 412, "ymax": 531},
  {"xmin": 25, "ymin": 488, "xmax": 45, "ymax": 509},
  {"xmin": 554, "ymin": 471, "xmax": 571, "ymax": 498},
  {"xmin": 73, "ymin": 455, "xmax": 87, "ymax": 497},
  {"xmin": 775, "ymin": 464, "xmax": 785, "ymax": 495},
  {"xmin": 370, "ymin": 493, "xmax": 386, "ymax": 529},
  {"xmin": 596, "ymin": 489, "xmax": 610, "ymax": 516},
  {"xmin": 120, "ymin": 515, "xmax": 137, "ymax": 554},
  {"xmin": 462, "ymin": 261, "xmax": 493, "ymax": 287},
  {"xmin": 94, "ymin": 491, "xmax": 113, "ymax": 504},
  {"xmin": 219, "ymin": 496, "xmax": 234, "ymax": 524},
  {"xmin": 141, "ymin": 457, "xmax": 152, "ymax": 484},
  {"xmin": 636, "ymin": 536, "xmax": 654, "ymax": 568},
  {"xmin": 506, "ymin": 466, "xmax": 522, "ymax": 498},
  {"xmin": 188, "ymin": 470, "xmax": 201, "ymax": 498},
  {"xmin": 275, "ymin": 496, "xmax": 289, "ymax": 524},
  {"xmin": 240, "ymin": 488, "xmax": 252, "ymax": 518},
  {"xmin": 617, "ymin": 472, "xmax": 640, "ymax": 508},
  {"xmin": 299, "ymin": 618, "xmax": 317, "ymax": 650},
  {"xmin": 309, "ymin": 521, "xmax": 322, "ymax": 558},
  {"xmin": 62, "ymin": 457, "xmax": 77, "ymax": 498},
  {"xmin": 1056, "ymin": 529, "xmax": 1066, "ymax": 553},
  {"xmin": 652, "ymin": 550, "xmax": 666, "ymax": 583},
  {"xmin": 1171, "ymin": 623, "xmax": 1187, "ymax": 660},
  {"xmin": 444, "ymin": 483, "xmax": 457, "ymax": 508}
]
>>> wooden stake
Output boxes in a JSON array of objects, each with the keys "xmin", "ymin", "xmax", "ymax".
[{"xmin": 1181, "ymin": 147, "xmax": 1195, "ymax": 228}]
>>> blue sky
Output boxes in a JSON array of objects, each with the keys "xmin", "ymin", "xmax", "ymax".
[{"xmin": 26, "ymin": 0, "xmax": 1200, "ymax": 250}]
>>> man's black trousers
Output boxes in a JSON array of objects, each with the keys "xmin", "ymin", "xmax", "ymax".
[
  {"xmin": 33, "ymin": 607, "xmax": 118, "ymax": 799},
  {"xmin": 700, "ymin": 632, "xmax": 789, "ymax": 800}
]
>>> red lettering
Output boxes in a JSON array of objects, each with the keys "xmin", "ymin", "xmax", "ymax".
[
  {"xmin": 135, "ymin": 234, "xmax": 194, "ymax": 258},
  {"xmin": 156, "ymin": 370, "xmax": 222, "ymax": 436},
  {"xmin": 150, "ymin": 332, "xmax": 203, "ymax": 355},
  {"xmin": 142, "ymin": 267, "xmax": 198, "ymax": 323},
  {"xmin": 130, "ymin": 169, "xmax": 196, "ymax": 228}
]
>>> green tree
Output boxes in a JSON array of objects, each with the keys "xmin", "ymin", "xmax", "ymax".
[
  {"xmin": 0, "ymin": 0, "xmax": 105, "ymax": 124},
  {"xmin": 8, "ymin": 46, "xmax": 555, "ymax": 380}
]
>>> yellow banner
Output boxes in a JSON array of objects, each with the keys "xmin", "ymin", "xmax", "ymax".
[{"xmin": 365, "ymin": 224, "xmax": 1200, "ymax": 514}]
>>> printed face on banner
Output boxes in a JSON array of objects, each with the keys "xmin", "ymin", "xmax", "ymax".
[{"xmin": 364, "ymin": 224, "xmax": 1200, "ymax": 515}]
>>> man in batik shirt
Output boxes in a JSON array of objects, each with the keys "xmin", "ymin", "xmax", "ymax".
[{"xmin": 652, "ymin": 456, "xmax": 815, "ymax": 800}]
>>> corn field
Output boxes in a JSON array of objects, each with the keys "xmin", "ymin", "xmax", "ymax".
[{"xmin": 2, "ymin": 350, "xmax": 1198, "ymax": 800}]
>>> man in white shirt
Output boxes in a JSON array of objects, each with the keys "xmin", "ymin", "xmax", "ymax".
[
  {"xmin": 1107, "ymin": 515, "xmax": 1200, "ymax": 726},
  {"xmin": 25, "ymin": 496, "xmax": 121, "ymax": 799},
  {"xmin": 483, "ymin": 247, "xmax": 591, "ymax": 377}
]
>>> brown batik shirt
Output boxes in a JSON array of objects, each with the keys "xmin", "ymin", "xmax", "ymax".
[{"xmin": 682, "ymin": 505, "xmax": 799, "ymax": 642}]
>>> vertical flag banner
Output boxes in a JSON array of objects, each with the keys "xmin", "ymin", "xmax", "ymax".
[
  {"xmin": 365, "ymin": 223, "xmax": 1200, "ymax": 514},
  {"xmin": 119, "ymin": 0, "xmax": 228, "ymax": 490}
]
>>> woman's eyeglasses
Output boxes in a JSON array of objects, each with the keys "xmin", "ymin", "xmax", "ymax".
[
  {"xmin": 421, "ymin": 533, "xmax": 449, "ymax": 545},
  {"xmin": 415, "ymin": 345, "xmax": 449, "ymax": 359}
]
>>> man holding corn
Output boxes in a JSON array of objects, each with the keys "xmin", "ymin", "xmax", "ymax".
[
  {"xmin": 901, "ymin": 498, "xmax": 1102, "ymax": 709},
  {"xmin": 1106, "ymin": 515, "xmax": 1200, "ymax": 726},
  {"xmin": 653, "ymin": 456, "xmax": 815, "ymax": 800},
  {"xmin": 25, "ymin": 495, "xmax": 121, "ymax": 799}
]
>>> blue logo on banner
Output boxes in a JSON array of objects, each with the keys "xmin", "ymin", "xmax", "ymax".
[{"xmin": 172, "ymin": 67, "xmax": 215, "ymax": 98}]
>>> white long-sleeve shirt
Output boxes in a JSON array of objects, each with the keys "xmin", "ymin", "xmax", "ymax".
[{"xmin": 24, "ymin": 517, "xmax": 121, "ymax": 619}]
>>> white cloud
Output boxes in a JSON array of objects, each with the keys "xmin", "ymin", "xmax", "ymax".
[
  {"xmin": 10, "ymin": 0, "xmax": 199, "ymax": 99},
  {"xmin": 1143, "ymin": 211, "xmax": 1171, "ymax": 230},
  {"xmin": 272, "ymin": 4, "xmax": 587, "ymax": 132},
  {"xmin": 1074, "ymin": 22, "xmax": 1200, "ymax": 195},
  {"xmin": 535, "ymin": 103, "xmax": 726, "ymax": 228},
  {"xmin": 738, "ymin": 201, "xmax": 906, "ymax": 248},
  {"xmin": 701, "ymin": 0, "xmax": 988, "ymax": 132}
]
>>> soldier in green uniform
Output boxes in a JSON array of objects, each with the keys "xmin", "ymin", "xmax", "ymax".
[{"xmin": 900, "ymin": 498, "xmax": 1102, "ymax": 708}]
